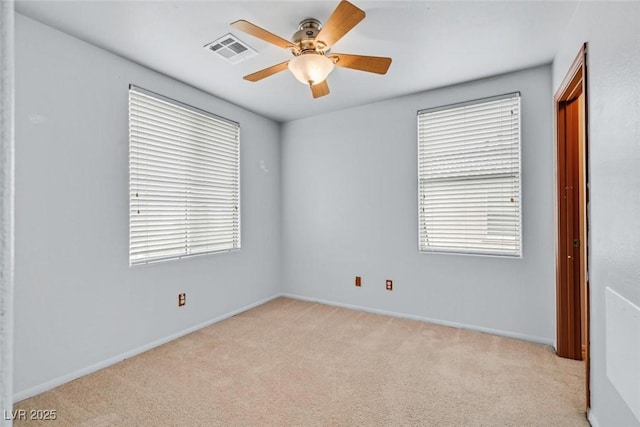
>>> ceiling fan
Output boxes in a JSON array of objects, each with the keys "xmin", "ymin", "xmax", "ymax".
[{"xmin": 230, "ymin": 0, "xmax": 392, "ymax": 99}]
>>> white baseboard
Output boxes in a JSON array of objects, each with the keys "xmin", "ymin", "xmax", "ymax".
[
  {"xmin": 14, "ymin": 293, "xmax": 281, "ymax": 402},
  {"xmin": 587, "ymin": 408, "xmax": 598, "ymax": 427},
  {"xmin": 280, "ymin": 293, "xmax": 554, "ymax": 346}
]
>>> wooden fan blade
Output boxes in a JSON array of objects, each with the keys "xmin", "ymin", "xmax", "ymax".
[
  {"xmin": 231, "ymin": 20, "xmax": 293, "ymax": 50},
  {"xmin": 243, "ymin": 61, "xmax": 290, "ymax": 82},
  {"xmin": 330, "ymin": 53, "xmax": 392, "ymax": 74},
  {"xmin": 311, "ymin": 80, "xmax": 330, "ymax": 98},
  {"xmin": 316, "ymin": 1, "xmax": 365, "ymax": 49}
]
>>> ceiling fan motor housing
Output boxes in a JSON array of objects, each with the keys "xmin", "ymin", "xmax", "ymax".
[{"xmin": 293, "ymin": 18, "xmax": 326, "ymax": 53}]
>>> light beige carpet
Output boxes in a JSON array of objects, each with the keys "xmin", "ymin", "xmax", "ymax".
[{"xmin": 15, "ymin": 297, "xmax": 588, "ymax": 426}]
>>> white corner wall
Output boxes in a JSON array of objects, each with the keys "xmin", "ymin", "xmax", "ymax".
[
  {"xmin": 1, "ymin": 0, "xmax": 15, "ymax": 423},
  {"xmin": 282, "ymin": 65, "xmax": 555, "ymax": 344},
  {"xmin": 14, "ymin": 14, "xmax": 281, "ymax": 399},
  {"xmin": 552, "ymin": 3, "xmax": 640, "ymax": 426}
]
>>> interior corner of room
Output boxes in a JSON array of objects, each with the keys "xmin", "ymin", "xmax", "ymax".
[{"xmin": 2, "ymin": 1, "xmax": 640, "ymax": 426}]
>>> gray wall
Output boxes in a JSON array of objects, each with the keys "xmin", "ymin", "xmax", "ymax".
[
  {"xmin": 281, "ymin": 65, "xmax": 555, "ymax": 344},
  {"xmin": 552, "ymin": 3, "xmax": 640, "ymax": 426},
  {"xmin": 14, "ymin": 14, "xmax": 281, "ymax": 398},
  {"xmin": 1, "ymin": 0, "xmax": 15, "ymax": 423}
]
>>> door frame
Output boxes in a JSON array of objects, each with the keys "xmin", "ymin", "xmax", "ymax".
[{"xmin": 554, "ymin": 43, "xmax": 590, "ymax": 407}]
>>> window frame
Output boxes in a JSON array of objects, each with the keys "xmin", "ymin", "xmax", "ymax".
[
  {"xmin": 128, "ymin": 85, "xmax": 241, "ymax": 266},
  {"xmin": 417, "ymin": 92, "xmax": 522, "ymax": 258}
]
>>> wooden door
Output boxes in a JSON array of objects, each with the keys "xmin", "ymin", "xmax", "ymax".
[
  {"xmin": 556, "ymin": 97, "xmax": 582, "ymax": 360},
  {"xmin": 555, "ymin": 43, "xmax": 589, "ymax": 408}
]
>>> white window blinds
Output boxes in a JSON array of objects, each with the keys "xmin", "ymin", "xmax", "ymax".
[
  {"xmin": 129, "ymin": 86, "xmax": 240, "ymax": 265},
  {"xmin": 417, "ymin": 93, "xmax": 521, "ymax": 257}
]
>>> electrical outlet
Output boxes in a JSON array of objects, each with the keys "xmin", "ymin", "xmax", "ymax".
[
  {"xmin": 178, "ymin": 293, "xmax": 186, "ymax": 307},
  {"xmin": 355, "ymin": 276, "xmax": 361, "ymax": 287},
  {"xmin": 386, "ymin": 280, "xmax": 393, "ymax": 291}
]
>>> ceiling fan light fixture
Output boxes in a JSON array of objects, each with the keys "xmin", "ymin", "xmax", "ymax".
[{"xmin": 288, "ymin": 54, "xmax": 335, "ymax": 86}]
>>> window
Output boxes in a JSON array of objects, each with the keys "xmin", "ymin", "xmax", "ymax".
[
  {"xmin": 129, "ymin": 86, "xmax": 240, "ymax": 265},
  {"xmin": 417, "ymin": 93, "xmax": 521, "ymax": 257}
]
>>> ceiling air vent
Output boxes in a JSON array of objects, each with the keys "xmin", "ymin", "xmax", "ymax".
[{"xmin": 204, "ymin": 33, "xmax": 258, "ymax": 64}]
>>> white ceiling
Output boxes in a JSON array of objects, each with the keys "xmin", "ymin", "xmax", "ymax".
[{"xmin": 16, "ymin": 0, "xmax": 579, "ymax": 122}]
